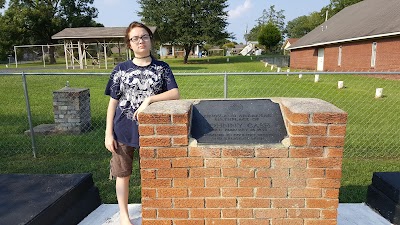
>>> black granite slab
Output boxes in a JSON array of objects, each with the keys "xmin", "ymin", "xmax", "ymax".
[
  {"xmin": 191, "ymin": 99, "xmax": 287, "ymax": 145},
  {"xmin": 367, "ymin": 185, "xmax": 400, "ymax": 224},
  {"xmin": 0, "ymin": 173, "xmax": 101, "ymax": 225},
  {"xmin": 370, "ymin": 172, "xmax": 400, "ymax": 204}
]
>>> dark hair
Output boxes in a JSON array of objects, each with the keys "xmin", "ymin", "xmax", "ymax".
[{"xmin": 124, "ymin": 21, "xmax": 154, "ymax": 48}]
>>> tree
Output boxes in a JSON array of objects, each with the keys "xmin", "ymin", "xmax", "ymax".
[
  {"xmin": 138, "ymin": 0, "xmax": 231, "ymax": 64},
  {"xmin": 258, "ymin": 23, "xmax": 281, "ymax": 53},
  {"xmin": 285, "ymin": 0, "xmax": 363, "ymax": 39},
  {"xmin": 0, "ymin": 0, "xmax": 5, "ymax": 8},
  {"xmin": 0, "ymin": 0, "xmax": 101, "ymax": 63},
  {"xmin": 286, "ymin": 12, "xmax": 324, "ymax": 38},
  {"xmin": 0, "ymin": 7, "xmax": 27, "ymax": 61},
  {"xmin": 256, "ymin": 5, "xmax": 285, "ymax": 31},
  {"xmin": 328, "ymin": 0, "xmax": 364, "ymax": 16},
  {"xmin": 244, "ymin": 25, "xmax": 261, "ymax": 42},
  {"xmin": 245, "ymin": 5, "xmax": 285, "ymax": 43},
  {"xmin": 222, "ymin": 42, "xmax": 235, "ymax": 49}
]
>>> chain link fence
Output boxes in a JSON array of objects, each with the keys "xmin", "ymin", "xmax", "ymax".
[
  {"xmin": 0, "ymin": 72, "xmax": 399, "ymax": 159},
  {"xmin": 9, "ymin": 43, "xmax": 129, "ymax": 70}
]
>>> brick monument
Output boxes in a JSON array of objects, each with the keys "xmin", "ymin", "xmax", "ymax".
[{"xmin": 138, "ymin": 98, "xmax": 347, "ymax": 225}]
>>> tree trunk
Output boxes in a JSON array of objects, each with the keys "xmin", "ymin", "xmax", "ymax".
[
  {"xmin": 183, "ymin": 44, "xmax": 193, "ymax": 64},
  {"xmin": 49, "ymin": 45, "xmax": 56, "ymax": 64}
]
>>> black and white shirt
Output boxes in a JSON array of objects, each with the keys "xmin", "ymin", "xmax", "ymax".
[{"xmin": 105, "ymin": 58, "xmax": 178, "ymax": 147}]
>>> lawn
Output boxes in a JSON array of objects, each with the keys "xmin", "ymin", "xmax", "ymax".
[
  {"xmin": 0, "ymin": 55, "xmax": 399, "ymax": 204},
  {"xmin": 0, "ymin": 55, "xmax": 270, "ymax": 72}
]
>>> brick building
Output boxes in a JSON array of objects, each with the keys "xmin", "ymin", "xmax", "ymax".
[{"xmin": 288, "ymin": 0, "xmax": 400, "ymax": 71}]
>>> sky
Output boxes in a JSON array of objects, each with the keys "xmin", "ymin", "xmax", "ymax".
[
  {"xmin": 95, "ymin": 0, "xmax": 331, "ymax": 43},
  {"xmin": 1, "ymin": 0, "xmax": 331, "ymax": 43}
]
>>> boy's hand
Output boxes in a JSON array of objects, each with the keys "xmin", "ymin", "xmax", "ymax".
[
  {"xmin": 133, "ymin": 98, "xmax": 151, "ymax": 121},
  {"xmin": 105, "ymin": 134, "xmax": 117, "ymax": 153}
]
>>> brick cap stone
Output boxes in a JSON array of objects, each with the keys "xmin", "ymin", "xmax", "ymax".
[
  {"xmin": 53, "ymin": 87, "xmax": 89, "ymax": 93},
  {"xmin": 142, "ymin": 100, "xmax": 192, "ymax": 114},
  {"xmin": 190, "ymin": 97, "xmax": 280, "ymax": 104},
  {"xmin": 279, "ymin": 98, "xmax": 346, "ymax": 114},
  {"xmin": 189, "ymin": 138, "xmax": 198, "ymax": 146},
  {"xmin": 281, "ymin": 137, "xmax": 290, "ymax": 147}
]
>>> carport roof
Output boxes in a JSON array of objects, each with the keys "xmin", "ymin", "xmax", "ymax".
[{"xmin": 52, "ymin": 26, "xmax": 157, "ymax": 40}]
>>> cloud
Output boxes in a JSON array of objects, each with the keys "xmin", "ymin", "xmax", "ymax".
[{"xmin": 228, "ymin": 0, "xmax": 253, "ymax": 20}]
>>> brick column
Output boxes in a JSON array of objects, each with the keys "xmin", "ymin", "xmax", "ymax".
[
  {"xmin": 139, "ymin": 98, "xmax": 347, "ymax": 225},
  {"xmin": 138, "ymin": 100, "xmax": 193, "ymax": 225},
  {"xmin": 280, "ymin": 98, "xmax": 347, "ymax": 225}
]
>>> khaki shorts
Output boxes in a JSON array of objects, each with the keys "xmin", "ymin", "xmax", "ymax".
[{"xmin": 109, "ymin": 142, "xmax": 136, "ymax": 179}]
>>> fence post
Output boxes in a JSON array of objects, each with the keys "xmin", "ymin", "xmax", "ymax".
[
  {"xmin": 224, "ymin": 71, "xmax": 228, "ymax": 99},
  {"xmin": 22, "ymin": 72, "xmax": 37, "ymax": 158}
]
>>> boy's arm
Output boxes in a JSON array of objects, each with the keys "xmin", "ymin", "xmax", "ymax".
[
  {"xmin": 133, "ymin": 88, "xmax": 180, "ymax": 119},
  {"xmin": 105, "ymin": 97, "xmax": 119, "ymax": 152}
]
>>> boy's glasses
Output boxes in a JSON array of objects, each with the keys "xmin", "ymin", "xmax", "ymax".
[{"xmin": 129, "ymin": 35, "xmax": 151, "ymax": 43}]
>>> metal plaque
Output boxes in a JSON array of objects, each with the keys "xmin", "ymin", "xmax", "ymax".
[{"xmin": 191, "ymin": 99, "xmax": 287, "ymax": 145}]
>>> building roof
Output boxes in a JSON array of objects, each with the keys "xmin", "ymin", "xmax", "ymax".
[
  {"xmin": 289, "ymin": 0, "xmax": 400, "ymax": 50},
  {"xmin": 282, "ymin": 38, "xmax": 299, "ymax": 49},
  {"xmin": 52, "ymin": 26, "xmax": 157, "ymax": 40},
  {"xmin": 287, "ymin": 38, "xmax": 299, "ymax": 44},
  {"xmin": 234, "ymin": 44, "xmax": 246, "ymax": 49}
]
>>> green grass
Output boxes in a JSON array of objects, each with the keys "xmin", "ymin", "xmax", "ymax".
[
  {"xmin": 1, "ymin": 55, "xmax": 399, "ymax": 204},
  {"xmin": 1, "ymin": 55, "xmax": 272, "ymax": 72},
  {"xmin": 341, "ymin": 158, "xmax": 400, "ymax": 202},
  {"xmin": 0, "ymin": 150, "xmax": 142, "ymax": 204}
]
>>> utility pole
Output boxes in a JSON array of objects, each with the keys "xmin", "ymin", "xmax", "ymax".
[{"xmin": 325, "ymin": 10, "xmax": 329, "ymax": 21}]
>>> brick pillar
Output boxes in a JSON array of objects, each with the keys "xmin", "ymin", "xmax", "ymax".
[
  {"xmin": 280, "ymin": 98, "xmax": 347, "ymax": 225},
  {"xmin": 139, "ymin": 98, "xmax": 347, "ymax": 225},
  {"xmin": 138, "ymin": 100, "xmax": 193, "ymax": 225},
  {"xmin": 53, "ymin": 87, "xmax": 91, "ymax": 134}
]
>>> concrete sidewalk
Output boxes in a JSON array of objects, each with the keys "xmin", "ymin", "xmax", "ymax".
[{"xmin": 78, "ymin": 203, "xmax": 393, "ymax": 225}]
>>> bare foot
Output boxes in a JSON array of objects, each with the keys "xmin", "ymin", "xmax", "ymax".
[{"xmin": 120, "ymin": 216, "xmax": 133, "ymax": 225}]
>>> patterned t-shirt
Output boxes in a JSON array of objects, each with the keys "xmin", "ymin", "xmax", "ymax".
[{"xmin": 105, "ymin": 58, "xmax": 178, "ymax": 147}]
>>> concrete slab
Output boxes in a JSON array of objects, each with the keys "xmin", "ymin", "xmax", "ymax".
[
  {"xmin": 338, "ymin": 203, "xmax": 393, "ymax": 225},
  {"xmin": 78, "ymin": 203, "xmax": 393, "ymax": 225},
  {"xmin": 78, "ymin": 204, "xmax": 141, "ymax": 225}
]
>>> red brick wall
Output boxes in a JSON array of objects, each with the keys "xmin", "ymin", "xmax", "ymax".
[
  {"xmin": 139, "ymin": 99, "xmax": 347, "ymax": 225},
  {"xmin": 375, "ymin": 37, "xmax": 400, "ymax": 70},
  {"xmin": 290, "ymin": 48, "xmax": 318, "ymax": 70},
  {"xmin": 290, "ymin": 36, "xmax": 400, "ymax": 71}
]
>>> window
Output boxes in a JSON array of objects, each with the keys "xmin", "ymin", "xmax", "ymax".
[
  {"xmin": 338, "ymin": 46, "xmax": 342, "ymax": 66},
  {"xmin": 371, "ymin": 42, "xmax": 377, "ymax": 68}
]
